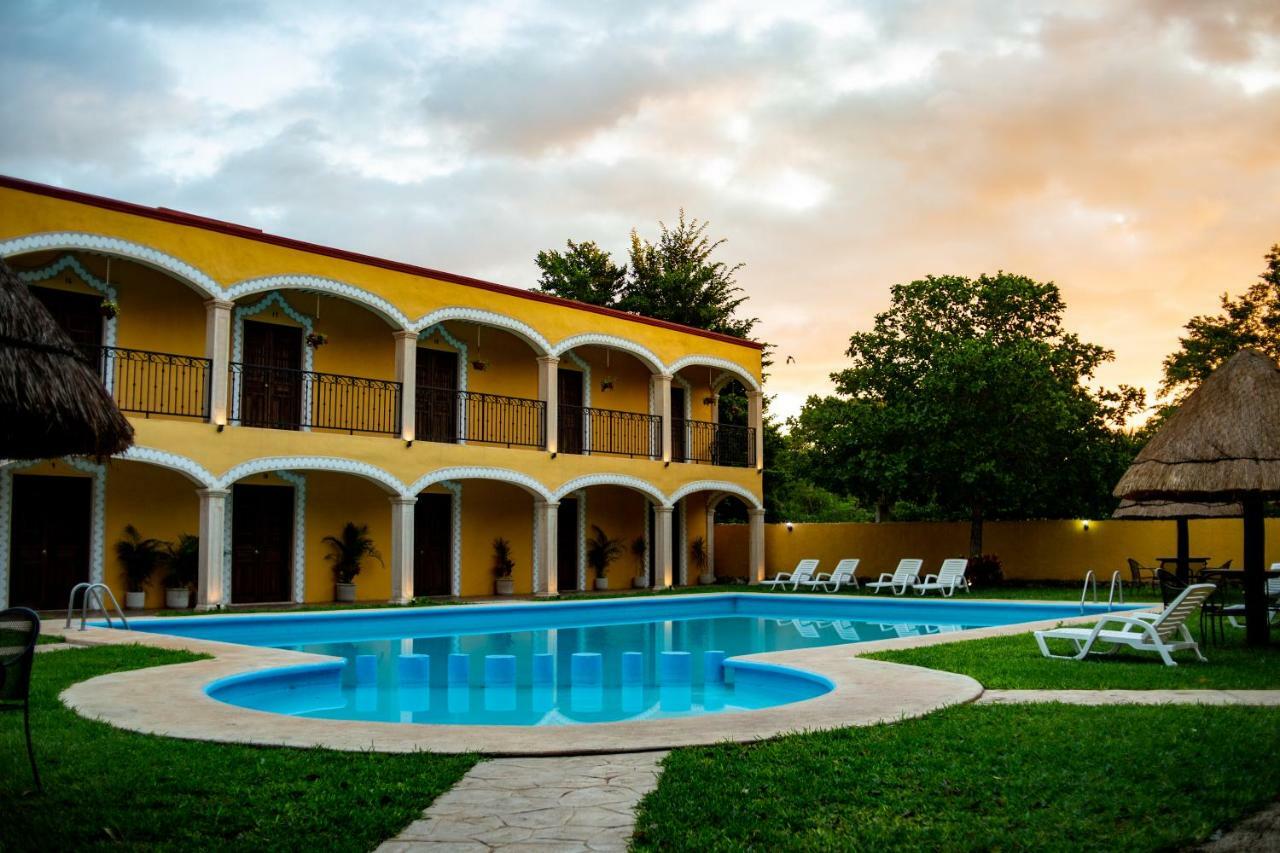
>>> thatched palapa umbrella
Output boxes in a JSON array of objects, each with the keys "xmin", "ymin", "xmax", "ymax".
[
  {"xmin": 0, "ymin": 257, "xmax": 133, "ymax": 459},
  {"xmin": 1112, "ymin": 499, "xmax": 1241, "ymax": 582},
  {"xmin": 1113, "ymin": 349, "xmax": 1280, "ymax": 646}
]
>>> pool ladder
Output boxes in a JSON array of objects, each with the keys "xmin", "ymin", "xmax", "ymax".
[
  {"xmin": 65, "ymin": 582, "xmax": 130, "ymax": 632},
  {"xmin": 1080, "ymin": 570, "xmax": 1124, "ymax": 611}
]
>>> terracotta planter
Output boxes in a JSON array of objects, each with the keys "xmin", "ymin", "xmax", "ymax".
[
  {"xmin": 125, "ymin": 591, "xmax": 146, "ymax": 610},
  {"xmin": 594, "ymin": 577, "xmax": 609, "ymax": 591},
  {"xmin": 335, "ymin": 582, "xmax": 356, "ymax": 602},
  {"xmin": 165, "ymin": 588, "xmax": 190, "ymax": 609},
  {"xmin": 495, "ymin": 578, "xmax": 514, "ymax": 595},
  {"xmin": 698, "ymin": 573, "xmax": 716, "ymax": 586},
  {"xmin": 632, "ymin": 577, "xmax": 649, "ymax": 589}
]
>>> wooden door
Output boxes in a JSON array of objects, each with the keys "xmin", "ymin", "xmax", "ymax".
[
  {"xmin": 231, "ymin": 484, "xmax": 293, "ymax": 603},
  {"xmin": 9, "ymin": 475, "xmax": 90, "ymax": 610},
  {"xmin": 670, "ymin": 386, "xmax": 687, "ymax": 462},
  {"xmin": 416, "ymin": 348, "xmax": 458, "ymax": 443},
  {"xmin": 414, "ymin": 492, "xmax": 453, "ymax": 596},
  {"xmin": 240, "ymin": 321, "xmax": 302, "ymax": 429},
  {"xmin": 30, "ymin": 286, "xmax": 103, "ymax": 361},
  {"xmin": 557, "ymin": 368, "xmax": 585, "ymax": 455},
  {"xmin": 557, "ymin": 498, "xmax": 579, "ymax": 591}
]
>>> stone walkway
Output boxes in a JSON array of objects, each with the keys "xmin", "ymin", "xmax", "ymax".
[
  {"xmin": 978, "ymin": 689, "xmax": 1280, "ymax": 706},
  {"xmin": 374, "ymin": 751, "xmax": 667, "ymax": 852}
]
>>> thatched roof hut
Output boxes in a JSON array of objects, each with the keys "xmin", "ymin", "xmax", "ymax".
[
  {"xmin": 1113, "ymin": 349, "xmax": 1280, "ymax": 501},
  {"xmin": 1113, "ymin": 348, "xmax": 1280, "ymax": 645},
  {"xmin": 1112, "ymin": 500, "xmax": 1242, "ymax": 520},
  {"xmin": 0, "ymin": 257, "xmax": 133, "ymax": 459}
]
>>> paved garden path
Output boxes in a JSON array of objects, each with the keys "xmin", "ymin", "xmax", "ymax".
[
  {"xmin": 978, "ymin": 689, "xmax": 1280, "ymax": 706},
  {"xmin": 374, "ymin": 751, "xmax": 666, "ymax": 852}
]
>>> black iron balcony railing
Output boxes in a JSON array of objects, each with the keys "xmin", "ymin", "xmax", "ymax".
[
  {"xmin": 91, "ymin": 345, "xmax": 212, "ymax": 420},
  {"xmin": 673, "ymin": 418, "xmax": 756, "ymax": 468},
  {"xmin": 228, "ymin": 362, "xmax": 401, "ymax": 435},
  {"xmin": 416, "ymin": 387, "xmax": 546, "ymax": 449},
  {"xmin": 559, "ymin": 404, "xmax": 662, "ymax": 459}
]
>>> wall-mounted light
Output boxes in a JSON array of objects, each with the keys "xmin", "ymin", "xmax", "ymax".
[
  {"xmin": 785, "ymin": 521, "xmax": 794, "ymax": 532},
  {"xmin": 1082, "ymin": 519, "xmax": 1091, "ymax": 531}
]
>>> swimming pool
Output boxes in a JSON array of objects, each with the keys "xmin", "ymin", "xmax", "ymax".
[{"xmin": 117, "ymin": 594, "xmax": 1131, "ymax": 727}]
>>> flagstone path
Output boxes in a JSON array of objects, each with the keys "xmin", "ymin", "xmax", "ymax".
[{"xmin": 374, "ymin": 751, "xmax": 667, "ymax": 852}]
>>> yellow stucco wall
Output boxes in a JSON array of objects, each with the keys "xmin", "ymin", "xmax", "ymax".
[
  {"xmin": 302, "ymin": 471, "xmax": 394, "ymax": 602},
  {"xmin": 458, "ymin": 480, "xmax": 535, "ymax": 597},
  {"xmin": 716, "ymin": 519, "xmax": 1280, "ymax": 582},
  {"xmin": 582, "ymin": 485, "xmax": 648, "ymax": 589}
]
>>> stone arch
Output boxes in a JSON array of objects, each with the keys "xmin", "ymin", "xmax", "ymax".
[
  {"xmin": 225, "ymin": 274, "xmax": 411, "ymax": 329},
  {"xmin": 116, "ymin": 447, "xmax": 218, "ymax": 488},
  {"xmin": 410, "ymin": 307, "xmax": 552, "ymax": 356},
  {"xmin": 551, "ymin": 333, "xmax": 665, "ymax": 376},
  {"xmin": 216, "ymin": 456, "xmax": 403, "ymax": 494},
  {"xmin": 0, "ymin": 231, "xmax": 222, "ymax": 299},
  {"xmin": 552, "ymin": 473, "xmax": 667, "ymax": 506},
  {"xmin": 406, "ymin": 467, "xmax": 552, "ymax": 501},
  {"xmin": 668, "ymin": 480, "xmax": 762, "ymax": 510},
  {"xmin": 666, "ymin": 354, "xmax": 760, "ymax": 392}
]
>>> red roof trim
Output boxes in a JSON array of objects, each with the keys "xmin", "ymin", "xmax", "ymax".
[{"xmin": 0, "ymin": 175, "xmax": 764, "ymax": 352}]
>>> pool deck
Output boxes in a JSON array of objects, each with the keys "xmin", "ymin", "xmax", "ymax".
[{"xmin": 52, "ymin": 594, "xmax": 1145, "ymax": 755}]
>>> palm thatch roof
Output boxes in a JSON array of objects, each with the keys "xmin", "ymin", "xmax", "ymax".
[
  {"xmin": 0, "ymin": 257, "xmax": 133, "ymax": 459},
  {"xmin": 1112, "ymin": 499, "xmax": 1242, "ymax": 520},
  {"xmin": 1114, "ymin": 349, "xmax": 1280, "ymax": 501}
]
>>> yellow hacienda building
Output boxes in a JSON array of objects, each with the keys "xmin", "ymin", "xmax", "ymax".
[{"xmin": 0, "ymin": 176, "xmax": 766, "ymax": 611}]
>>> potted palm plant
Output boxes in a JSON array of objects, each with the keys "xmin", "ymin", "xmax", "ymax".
[
  {"xmin": 324, "ymin": 522, "xmax": 383, "ymax": 603},
  {"xmin": 115, "ymin": 524, "xmax": 166, "ymax": 610},
  {"xmin": 163, "ymin": 533, "xmax": 199, "ymax": 609},
  {"xmin": 586, "ymin": 525, "xmax": 622, "ymax": 591},
  {"xmin": 492, "ymin": 537, "xmax": 515, "ymax": 595},
  {"xmin": 630, "ymin": 536, "xmax": 648, "ymax": 589},
  {"xmin": 692, "ymin": 535, "xmax": 714, "ymax": 585}
]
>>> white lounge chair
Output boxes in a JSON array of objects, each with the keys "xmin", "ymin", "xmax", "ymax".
[
  {"xmin": 810, "ymin": 558, "xmax": 860, "ymax": 592},
  {"xmin": 761, "ymin": 559, "xmax": 819, "ymax": 591},
  {"xmin": 1226, "ymin": 564, "xmax": 1280, "ymax": 628},
  {"xmin": 833, "ymin": 620, "xmax": 861, "ymax": 641},
  {"xmin": 790, "ymin": 620, "xmax": 820, "ymax": 638},
  {"xmin": 1034, "ymin": 583, "xmax": 1216, "ymax": 667},
  {"xmin": 865, "ymin": 559, "xmax": 923, "ymax": 595},
  {"xmin": 915, "ymin": 559, "xmax": 970, "ymax": 596}
]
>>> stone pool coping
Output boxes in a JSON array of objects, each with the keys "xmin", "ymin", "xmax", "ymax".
[{"xmin": 51, "ymin": 594, "xmax": 1148, "ymax": 755}]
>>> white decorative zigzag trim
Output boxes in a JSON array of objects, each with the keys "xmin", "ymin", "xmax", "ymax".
[
  {"xmin": 0, "ymin": 232, "xmax": 222, "ymax": 297},
  {"xmin": 668, "ymin": 480, "xmax": 762, "ymax": 510},
  {"xmin": 216, "ymin": 457, "xmax": 403, "ymax": 494},
  {"xmin": 226, "ymin": 274, "xmax": 411, "ymax": 329},
  {"xmin": 17, "ymin": 253, "xmax": 119, "ymax": 352},
  {"xmin": 118, "ymin": 446, "xmax": 217, "ymax": 487},
  {"xmin": 666, "ymin": 354, "xmax": 760, "ymax": 391},
  {"xmin": 410, "ymin": 307, "xmax": 552, "ymax": 355},
  {"xmin": 275, "ymin": 471, "xmax": 308, "ymax": 603},
  {"xmin": 552, "ymin": 474, "xmax": 667, "ymax": 506},
  {"xmin": 231, "ymin": 291, "xmax": 314, "ymax": 427},
  {"xmin": 405, "ymin": 467, "xmax": 552, "ymax": 501}
]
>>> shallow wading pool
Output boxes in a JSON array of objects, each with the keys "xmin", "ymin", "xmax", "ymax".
[{"xmin": 111, "ymin": 594, "xmax": 1133, "ymax": 726}]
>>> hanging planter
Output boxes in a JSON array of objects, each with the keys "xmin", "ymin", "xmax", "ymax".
[
  {"xmin": 99, "ymin": 299, "xmax": 119, "ymax": 319},
  {"xmin": 600, "ymin": 375, "xmax": 616, "ymax": 392},
  {"xmin": 306, "ymin": 332, "xmax": 329, "ymax": 348},
  {"xmin": 472, "ymin": 358, "xmax": 490, "ymax": 371}
]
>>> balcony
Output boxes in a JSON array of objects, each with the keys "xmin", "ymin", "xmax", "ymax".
[
  {"xmin": 672, "ymin": 418, "xmax": 757, "ymax": 468},
  {"xmin": 227, "ymin": 362, "xmax": 402, "ymax": 435},
  {"xmin": 559, "ymin": 405, "xmax": 662, "ymax": 459},
  {"xmin": 92, "ymin": 345, "xmax": 212, "ymax": 420},
  {"xmin": 417, "ymin": 387, "xmax": 546, "ymax": 449}
]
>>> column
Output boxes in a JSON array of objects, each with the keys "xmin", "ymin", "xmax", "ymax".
[
  {"xmin": 706, "ymin": 501, "xmax": 717, "ymax": 578},
  {"xmin": 654, "ymin": 505, "xmax": 674, "ymax": 588},
  {"xmin": 195, "ymin": 488, "xmax": 229, "ymax": 610},
  {"xmin": 533, "ymin": 500, "xmax": 560, "ymax": 596},
  {"xmin": 710, "ymin": 392, "xmax": 720, "ymax": 424},
  {"xmin": 748, "ymin": 507, "xmax": 766, "ymax": 584},
  {"xmin": 747, "ymin": 389, "xmax": 764, "ymax": 471},
  {"xmin": 653, "ymin": 373, "xmax": 673, "ymax": 463},
  {"xmin": 393, "ymin": 331, "xmax": 418, "ymax": 442},
  {"xmin": 203, "ymin": 298, "xmax": 233, "ymax": 425},
  {"xmin": 389, "ymin": 495, "xmax": 416, "ymax": 603},
  {"xmin": 538, "ymin": 356, "xmax": 560, "ymax": 454}
]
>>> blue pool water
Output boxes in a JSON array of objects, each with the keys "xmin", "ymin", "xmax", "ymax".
[{"xmin": 116, "ymin": 594, "xmax": 1133, "ymax": 726}]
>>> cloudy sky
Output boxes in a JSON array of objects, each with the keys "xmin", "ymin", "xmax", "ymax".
[{"xmin": 3, "ymin": 0, "xmax": 1278, "ymax": 420}]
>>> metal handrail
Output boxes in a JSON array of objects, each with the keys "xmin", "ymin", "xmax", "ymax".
[
  {"xmin": 65, "ymin": 582, "xmax": 129, "ymax": 631},
  {"xmin": 1108, "ymin": 571, "xmax": 1124, "ymax": 609},
  {"xmin": 417, "ymin": 386, "xmax": 546, "ymax": 448},
  {"xmin": 228, "ymin": 361, "xmax": 402, "ymax": 434},
  {"xmin": 560, "ymin": 404, "xmax": 662, "ymax": 459},
  {"xmin": 1080, "ymin": 570, "xmax": 1098, "ymax": 608},
  {"xmin": 96, "ymin": 345, "xmax": 212, "ymax": 420},
  {"xmin": 671, "ymin": 417, "xmax": 756, "ymax": 468}
]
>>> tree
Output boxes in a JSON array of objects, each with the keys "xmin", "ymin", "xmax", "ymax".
[
  {"xmin": 534, "ymin": 239, "xmax": 626, "ymax": 306},
  {"xmin": 820, "ymin": 272, "xmax": 1142, "ymax": 556},
  {"xmin": 621, "ymin": 211, "xmax": 759, "ymax": 339},
  {"xmin": 1161, "ymin": 245, "xmax": 1280, "ymax": 405}
]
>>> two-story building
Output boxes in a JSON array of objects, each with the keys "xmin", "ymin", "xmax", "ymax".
[{"xmin": 0, "ymin": 176, "xmax": 766, "ymax": 611}]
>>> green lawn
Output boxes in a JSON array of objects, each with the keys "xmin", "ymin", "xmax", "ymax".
[
  {"xmin": 35, "ymin": 634, "xmax": 65, "ymax": 645},
  {"xmin": 0, "ymin": 645, "xmax": 476, "ymax": 851},
  {"xmin": 634, "ymin": 702, "xmax": 1280, "ymax": 851},
  {"xmin": 868, "ymin": 612, "xmax": 1280, "ymax": 690}
]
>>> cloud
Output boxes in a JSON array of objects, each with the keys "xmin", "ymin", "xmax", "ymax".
[{"xmin": 1, "ymin": 0, "xmax": 1277, "ymax": 420}]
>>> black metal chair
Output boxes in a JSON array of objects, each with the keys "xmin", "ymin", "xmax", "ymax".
[{"xmin": 1, "ymin": 607, "xmax": 42, "ymax": 791}]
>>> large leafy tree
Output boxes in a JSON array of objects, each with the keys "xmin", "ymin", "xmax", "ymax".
[
  {"xmin": 534, "ymin": 239, "xmax": 626, "ymax": 307},
  {"xmin": 1161, "ymin": 245, "xmax": 1280, "ymax": 404},
  {"xmin": 532, "ymin": 211, "xmax": 759, "ymax": 340},
  {"xmin": 810, "ymin": 272, "xmax": 1142, "ymax": 555}
]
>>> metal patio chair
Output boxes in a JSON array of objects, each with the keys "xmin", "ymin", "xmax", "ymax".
[{"xmin": 1, "ymin": 607, "xmax": 42, "ymax": 791}]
